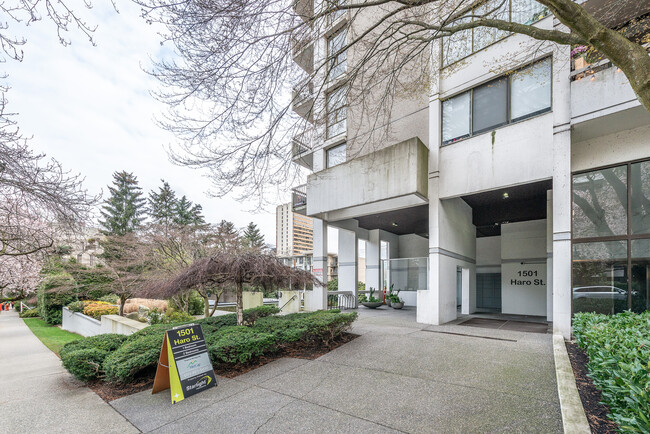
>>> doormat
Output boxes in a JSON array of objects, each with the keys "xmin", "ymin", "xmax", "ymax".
[{"xmin": 459, "ymin": 318, "xmax": 549, "ymax": 334}]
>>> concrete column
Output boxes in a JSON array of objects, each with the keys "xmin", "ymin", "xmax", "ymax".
[
  {"xmin": 309, "ymin": 218, "xmax": 328, "ymax": 311},
  {"xmin": 552, "ymin": 44, "xmax": 573, "ymax": 339},
  {"xmin": 365, "ymin": 229, "xmax": 381, "ymax": 294},
  {"xmin": 547, "ymin": 190, "xmax": 554, "ymax": 322},
  {"xmin": 338, "ymin": 228, "xmax": 358, "ymax": 306}
]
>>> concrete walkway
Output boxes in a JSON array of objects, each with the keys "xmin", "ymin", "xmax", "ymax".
[
  {"xmin": 0, "ymin": 310, "xmax": 138, "ymax": 433},
  {"xmin": 111, "ymin": 307, "xmax": 563, "ymax": 433}
]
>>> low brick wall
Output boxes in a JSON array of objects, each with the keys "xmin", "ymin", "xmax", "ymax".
[
  {"xmin": 100, "ymin": 315, "xmax": 148, "ymax": 336},
  {"xmin": 61, "ymin": 307, "xmax": 101, "ymax": 337}
]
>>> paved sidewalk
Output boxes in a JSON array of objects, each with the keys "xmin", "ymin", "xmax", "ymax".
[
  {"xmin": 0, "ymin": 310, "xmax": 138, "ymax": 433},
  {"xmin": 111, "ymin": 308, "xmax": 563, "ymax": 433}
]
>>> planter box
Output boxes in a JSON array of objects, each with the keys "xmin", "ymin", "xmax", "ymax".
[
  {"xmin": 101, "ymin": 315, "xmax": 148, "ymax": 336},
  {"xmin": 61, "ymin": 307, "xmax": 101, "ymax": 337},
  {"xmin": 243, "ymin": 291, "xmax": 263, "ymax": 310}
]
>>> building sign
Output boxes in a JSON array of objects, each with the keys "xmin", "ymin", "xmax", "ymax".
[
  {"xmin": 501, "ymin": 262, "xmax": 547, "ymax": 316},
  {"xmin": 152, "ymin": 324, "xmax": 217, "ymax": 404},
  {"xmin": 312, "ymin": 267, "xmax": 323, "ymax": 278}
]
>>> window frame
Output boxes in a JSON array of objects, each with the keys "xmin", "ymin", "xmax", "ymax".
[
  {"xmin": 440, "ymin": 56, "xmax": 552, "ymax": 146},
  {"xmin": 326, "ymin": 142, "xmax": 347, "ymax": 168},
  {"xmin": 326, "ymin": 85, "xmax": 347, "ymax": 139},
  {"xmin": 571, "ymin": 157, "xmax": 650, "ymax": 314},
  {"xmin": 327, "ymin": 26, "xmax": 347, "ymax": 81}
]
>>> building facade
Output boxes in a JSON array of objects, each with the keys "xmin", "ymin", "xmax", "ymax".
[{"xmin": 290, "ymin": 0, "xmax": 650, "ymax": 338}]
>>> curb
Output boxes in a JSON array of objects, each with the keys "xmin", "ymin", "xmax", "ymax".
[{"xmin": 553, "ymin": 334, "xmax": 590, "ymax": 434}]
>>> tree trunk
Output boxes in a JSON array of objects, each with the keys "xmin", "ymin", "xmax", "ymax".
[
  {"xmin": 209, "ymin": 290, "xmax": 222, "ymax": 317},
  {"xmin": 236, "ymin": 283, "xmax": 244, "ymax": 325},
  {"xmin": 203, "ymin": 294, "xmax": 210, "ymax": 318},
  {"xmin": 119, "ymin": 295, "xmax": 127, "ymax": 316}
]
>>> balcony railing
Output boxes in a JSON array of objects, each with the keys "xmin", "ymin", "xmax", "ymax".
[
  {"xmin": 292, "ymin": 184, "xmax": 307, "ymax": 214},
  {"xmin": 292, "ymin": 32, "xmax": 314, "ymax": 73},
  {"xmin": 292, "ymin": 79, "xmax": 314, "ymax": 120},
  {"xmin": 291, "ymin": 128, "xmax": 313, "ymax": 157}
]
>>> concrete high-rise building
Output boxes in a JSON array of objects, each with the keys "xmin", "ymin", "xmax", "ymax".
[
  {"xmin": 276, "ymin": 203, "xmax": 314, "ymax": 258},
  {"xmin": 289, "ymin": 0, "xmax": 650, "ymax": 338}
]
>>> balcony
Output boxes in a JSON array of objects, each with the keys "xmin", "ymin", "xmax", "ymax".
[
  {"xmin": 292, "ymin": 79, "xmax": 314, "ymax": 121},
  {"xmin": 306, "ymin": 137, "xmax": 428, "ymax": 220},
  {"xmin": 292, "ymin": 33, "xmax": 314, "ymax": 74},
  {"xmin": 571, "ymin": 57, "xmax": 650, "ymax": 141},
  {"xmin": 291, "ymin": 128, "xmax": 314, "ymax": 170},
  {"xmin": 292, "ymin": 184, "xmax": 308, "ymax": 215}
]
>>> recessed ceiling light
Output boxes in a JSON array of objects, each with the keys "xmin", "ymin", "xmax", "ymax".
[
  {"xmin": 502, "ymin": 192, "xmax": 509, "ymax": 199},
  {"xmin": 391, "ymin": 222, "xmax": 398, "ymax": 227}
]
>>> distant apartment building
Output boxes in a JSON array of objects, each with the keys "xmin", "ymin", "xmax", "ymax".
[
  {"xmin": 288, "ymin": 0, "xmax": 650, "ymax": 338},
  {"xmin": 276, "ymin": 203, "xmax": 314, "ymax": 258},
  {"xmin": 57, "ymin": 227, "xmax": 104, "ymax": 267}
]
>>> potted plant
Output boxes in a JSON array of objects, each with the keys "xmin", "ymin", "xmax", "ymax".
[
  {"xmin": 359, "ymin": 287, "xmax": 382, "ymax": 309},
  {"xmin": 389, "ymin": 289, "xmax": 404, "ymax": 309}
]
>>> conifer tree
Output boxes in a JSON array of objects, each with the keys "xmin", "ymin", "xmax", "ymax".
[
  {"xmin": 148, "ymin": 180, "xmax": 178, "ymax": 229},
  {"xmin": 215, "ymin": 220, "xmax": 240, "ymax": 253},
  {"xmin": 175, "ymin": 195, "xmax": 206, "ymax": 226},
  {"xmin": 242, "ymin": 222, "xmax": 265, "ymax": 251},
  {"xmin": 99, "ymin": 171, "xmax": 146, "ymax": 236}
]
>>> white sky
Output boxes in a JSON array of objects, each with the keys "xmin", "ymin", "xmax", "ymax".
[{"xmin": 4, "ymin": 0, "xmax": 282, "ymax": 243}]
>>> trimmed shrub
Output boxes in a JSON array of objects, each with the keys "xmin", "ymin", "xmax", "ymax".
[
  {"xmin": 188, "ymin": 291, "xmax": 204, "ymax": 315},
  {"xmin": 62, "ymin": 348, "xmax": 110, "ymax": 381},
  {"xmin": 242, "ymin": 305, "xmax": 280, "ymax": 324},
  {"xmin": 19, "ymin": 309, "xmax": 40, "ymax": 318},
  {"xmin": 573, "ymin": 311, "xmax": 650, "ymax": 432},
  {"xmin": 60, "ymin": 334, "xmax": 127, "ymax": 381},
  {"xmin": 255, "ymin": 311, "xmax": 357, "ymax": 346},
  {"xmin": 103, "ymin": 333, "xmax": 164, "ymax": 383},
  {"xmin": 206, "ymin": 326, "xmax": 276, "ymax": 365},
  {"xmin": 97, "ymin": 294, "xmax": 120, "ymax": 304},
  {"xmin": 59, "ymin": 333, "xmax": 127, "ymax": 359},
  {"xmin": 83, "ymin": 303, "xmax": 118, "ymax": 319}
]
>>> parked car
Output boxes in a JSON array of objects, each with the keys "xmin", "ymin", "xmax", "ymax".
[{"xmin": 573, "ymin": 286, "xmax": 627, "ymax": 300}]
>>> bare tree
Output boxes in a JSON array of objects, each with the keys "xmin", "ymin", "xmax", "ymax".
[
  {"xmin": 0, "ymin": 254, "xmax": 42, "ymax": 300},
  {"xmin": 148, "ymin": 253, "xmax": 319, "ymax": 325},
  {"xmin": 136, "ymin": 0, "xmax": 650, "ymax": 200}
]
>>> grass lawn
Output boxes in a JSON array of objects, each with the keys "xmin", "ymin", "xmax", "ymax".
[{"xmin": 23, "ymin": 318, "xmax": 82, "ymax": 355}]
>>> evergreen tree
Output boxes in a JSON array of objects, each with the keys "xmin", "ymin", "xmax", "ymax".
[
  {"xmin": 175, "ymin": 195, "xmax": 206, "ymax": 226},
  {"xmin": 242, "ymin": 222, "xmax": 265, "ymax": 251},
  {"xmin": 99, "ymin": 171, "xmax": 146, "ymax": 236},
  {"xmin": 215, "ymin": 220, "xmax": 240, "ymax": 252},
  {"xmin": 148, "ymin": 180, "xmax": 178, "ymax": 229}
]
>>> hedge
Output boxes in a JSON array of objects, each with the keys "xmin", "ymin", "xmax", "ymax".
[
  {"xmin": 60, "ymin": 334, "xmax": 128, "ymax": 381},
  {"xmin": 37, "ymin": 274, "xmax": 77, "ymax": 325},
  {"xmin": 83, "ymin": 303, "xmax": 118, "ymax": 319},
  {"xmin": 62, "ymin": 309, "xmax": 357, "ymax": 384},
  {"xmin": 19, "ymin": 309, "xmax": 40, "ymax": 318},
  {"xmin": 573, "ymin": 311, "xmax": 650, "ymax": 432}
]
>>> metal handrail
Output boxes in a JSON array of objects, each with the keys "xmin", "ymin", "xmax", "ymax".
[{"xmin": 279, "ymin": 294, "xmax": 298, "ymax": 312}]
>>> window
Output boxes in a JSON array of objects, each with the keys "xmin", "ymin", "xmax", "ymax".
[
  {"xmin": 326, "ymin": 143, "xmax": 346, "ymax": 168},
  {"xmin": 327, "ymin": 27, "xmax": 347, "ymax": 80},
  {"xmin": 441, "ymin": 58, "xmax": 551, "ymax": 144},
  {"xmin": 472, "ymin": 77, "xmax": 508, "ymax": 133},
  {"xmin": 442, "ymin": 0, "xmax": 549, "ymax": 66},
  {"xmin": 326, "ymin": 86, "xmax": 346, "ymax": 138},
  {"xmin": 442, "ymin": 92, "xmax": 470, "ymax": 144},
  {"xmin": 572, "ymin": 160, "xmax": 650, "ymax": 315},
  {"xmin": 510, "ymin": 57, "xmax": 552, "ymax": 121},
  {"xmin": 326, "ymin": 0, "xmax": 345, "ymax": 25}
]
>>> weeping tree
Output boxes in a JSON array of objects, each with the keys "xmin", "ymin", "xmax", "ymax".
[{"xmin": 147, "ymin": 252, "xmax": 320, "ymax": 325}]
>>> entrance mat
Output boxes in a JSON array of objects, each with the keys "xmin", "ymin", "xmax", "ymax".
[{"xmin": 459, "ymin": 318, "xmax": 549, "ymax": 334}]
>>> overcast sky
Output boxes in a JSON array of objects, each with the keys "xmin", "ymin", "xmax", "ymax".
[{"xmin": 4, "ymin": 0, "xmax": 282, "ymax": 244}]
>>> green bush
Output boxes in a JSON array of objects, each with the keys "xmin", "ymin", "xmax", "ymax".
[
  {"xmin": 255, "ymin": 310, "xmax": 357, "ymax": 346},
  {"xmin": 67, "ymin": 300, "xmax": 87, "ymax": 313},
  {"xmin": 206, "ymin": 326, "xmax": 276, "ymax": 365},
  {"xmin": 62, "ymin": 348, "xmax": 110, "ymax": 381},
  {"xmin": 103, "ymin": 333, "xmax": 164, "ymax": 383},
  {"xmin": 188, "ymin": 291, "xmax": 204, "ymax": 315},
  {"xmin": 60, "ymin": 333, "xmax": 127, "ymax": 359},
  {"xmin": 242, "ymin": 305, "xmax": 280, "ymax": 324},
  {"xmin": 19, "ymin": 309, "xmax": 40, "ymax": 318},
  {"xmin": 37, "ymin": 274, "xmax": 77, "ymax": 325},
  {"xmin": 573, "ymin": 311, "xmax": 650, "ymax": 432},
  {"xmin": 97, "ymin": 294, "xmax": 120, "ymax": 304},
  {"xmin": 60, "ymin": 334, "xmax": 127, "ymax": 381}
]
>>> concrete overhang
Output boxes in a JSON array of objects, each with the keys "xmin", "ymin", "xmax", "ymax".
[{"xmin": 306, "ymin": 137, "xmax": 428, "ymax": 221}]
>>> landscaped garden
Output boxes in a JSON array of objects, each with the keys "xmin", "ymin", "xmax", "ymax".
[
  {"xmin": 59, "ymin": 306, "xmax": 357, "ymax": 400},
  {"xmin": 570, "ymin": 311, "xmax": 650, "ymax": 433}
]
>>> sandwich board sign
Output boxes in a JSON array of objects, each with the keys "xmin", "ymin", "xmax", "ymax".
[{"xmin": 152, "ymin": 323, "xmax": 217, "ymax": 404}]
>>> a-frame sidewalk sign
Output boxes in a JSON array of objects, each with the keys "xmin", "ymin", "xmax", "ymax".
[{"xmin": 152, "ymin": 323, "xmax": 217, "ymax": 404}]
